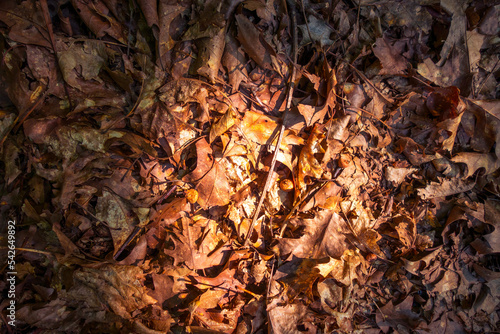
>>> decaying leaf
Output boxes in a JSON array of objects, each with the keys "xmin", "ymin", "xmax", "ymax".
[
  {"xmin": 70, "ymin": 265, "xmax": 156, "ymax": 319},
  {"xmin": 209, "ymin": 106, "xmax": 236, "ymax": 143},
  {"xmin": 193, "ymin": 26, "xmax": 226, "ymax": 83},
  {"xmin": 222, "ymin": 33, "xmax": 248, "ymax": 92},
  {"xmin": 241, "ymin": 110, "xmax": 304, "ymax": 148},
  {"xmin": 298, "ymin": 15, "xmax": 335, "ymax": 46},
  {"xmin": 417, "ymin": 177, "xmax": 475, "ymax": 200},
  {"xmin": 373, "ymin": 36, "xmax": 408, "ymax": 75},
  {"xmin": 279, "ymin": 210, "xmax": 349, "ymax": 260},
  {"xmin": 3, "ymin": 0, "xmax": 500, "ymax": 333},
  {"xmin": 183, "ymin": 138, "xmax": 231, "ymax": 208},
  {"xmin": 235, "ymin": 14, "xmax": 273, "ymax": 70},
  {"xmin": 96, "ymin": 190, "xmax": 137, "ymax": 256},
  {"xmin": 296, "ymin": 123, "xmax": 326, "ymax": 198}
]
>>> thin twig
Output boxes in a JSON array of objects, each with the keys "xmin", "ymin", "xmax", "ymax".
[
  {"xmin": 244, "ymin": 0, "xmax": 298, "ymax": 246},
  {"xmin": 1, "ymin": 91, "xmax": 47, "ymax": 146}
]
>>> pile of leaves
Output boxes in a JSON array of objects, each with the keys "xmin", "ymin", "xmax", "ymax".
[{"xmin": 0, "ymin": 0, "xmax": 499, "ymax": 332}]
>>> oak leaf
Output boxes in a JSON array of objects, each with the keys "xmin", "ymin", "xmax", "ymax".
[{"xmin": 183, "ymin": 138, "xmax": 231, "ymax": 208}]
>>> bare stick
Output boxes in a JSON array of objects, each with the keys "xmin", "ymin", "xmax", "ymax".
[{"xmin": 245, "ymin": 0, "xmax": 298, "ymax": 245}]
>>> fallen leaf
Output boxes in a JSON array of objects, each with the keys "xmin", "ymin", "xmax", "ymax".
[
  {"xmin": 298, "ymin": 15, "xmax": 335, "ymax": 46},
  {"xmin": 70, "ymin": 265, "xmax": 156, "ymax": 319},
  {"xmin": 95, "ymin": 190, "xmax": 137, "ymax": 256},
  {"xmin": 241, "ymin": 110, "xmax": 304, "ymax": 148},
  {"xmin": 417, "ymin": 177, "xmax": 475, "ymax": 200},
  {"xmin": 57, "ymin": 41, "xmax": 108, "ymax": 91},
  {"xmin": 373, "ymin": 36, "xmax": 408, "ymax": 75},
  {"xmin": 193, "ymin": 26, "xmax": 226, "ymax": 83},
  {"xmin": 71, "ymin": 0, "xmax": 127, "ymax": 43},
  {"xmin": 296, "ymin": 123, "xmax": 325, "ymax": 198},
  {"xmin": 279, "ymin": 210, "xmax": 349, "ymax": 260},
  {"xmin": 222, "ymin": 32, "xmax": 248, "ymax": 92},
  {"xmin": 376, "ymin": 296, "xmax": 427, "ymax": 333},
  {"xmin": 183, "ymin": 138, "xmax": 231, "ymax": 208},
  {"xmin": 451, "ymin": 152, "xmax": 500, "ymax": 178},
  {"xmin": 209, "ymin": 107, "xmax": 236, "ymax": 143},
  {"xmin": 235, "ymin": 14, "xmax": 273, "ymax": 70},
  {"xmin": 385, "ymin": 166, "xmax": 417, "ymax": 185}
]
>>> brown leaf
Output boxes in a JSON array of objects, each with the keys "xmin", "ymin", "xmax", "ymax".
[
  {"xmin": 105, "ymin": 131, "xmax": 158, "ymax": 158},
  {"xmin": 277, "ymin": 257, "xmax": 325, "ymax": 302},
  {"xmin": 451, "ymin": 152, "xmax": 500, "ymax": 178},
  {"xmin": 222, "ymin": 32, "xmax": 248, "ymax": 92},
  {"xmin": 395, "ymin": 137, "xmax": 442, "ymax": 166},
  {"xmin": 279, "ymin": 210, "xmax": 349, "ymax": 260},
  {"xmin": 194, "ymin": 27, "xmax": 226, "ymax": 83},
  {"xmin": 484, "ymin": 201, "xmax": 500, "ymax": 253},
  {"xmin": 296, "ymin": 123, "xmax": 325, "ymax": 198},
  {"xmin": 71, "ymin": 0, "xmax": 127, "ymax": 43},
  {"xmin": 373, "ymin": 36, "xmax": 408, "ymax": 75},
  {"xmin": 296, "ymin": 60, "xmax": 337, "ymax": 126},
  {"xmin": 0, "ymin": 1, "xmax": 51, "ymax": 48},
  {"xmin": 469, "ymin": 99, "xmax": 500, "ymax": 159},
  {"xmin": 137, "ymin": 0, "xmax": 158, "ymax": 28},
  {"xmin": 158, "ymin": 3, "xmax": 185, "ymax": 60},
  {"xmin": 300, "ymin": 182, "xmax": 342, "ymax": 211},
  {"xmin": 52, "ymin": 223, "xmax": 80, "ymax": 259},
  {"xmin": 235, "ymin": 14, "xmax": 273, "ymax": 70},
  {"xmin": 70, "ymin": 265, "xmax": 156, "ymax": 319},
  {"xmin": 242, "ymin": 110, "xmax": 304, "ymax": 147},
  {"xmin": 209, "ymin": 107, "xmax": 236, "ymax": 143},
  {"xmin": 417, "ymin": 49, "xmax": 470, "ymax": 92},
  {"xmin": 23, "ymin": 117, "xmax": 62, "ymax": 144},
  {"xmin": 298, "ymin": 15, "xmax": 335, "ymax": 46},
  {"xmin": 57, "ymin": 41, "xmax": 108, "ymax": 91},
  {"xmin": 164, "ymin": 217, "xmax": 230, "ymax": 270},
  {"xmin": 268, "ymin": 302, "xmax": 317, "ymax": 334},
  {"xmin": 184, "ymin": 138, "xmax": 231, "ymax": 208},
  {"xmin": 426, "ymin": 86, "xmax": 460, "ymax": 118},
  {"xmin": 95, "ymin": 190, "xmax": 137, "ymax": 256},
  {"xmin": 384, "ymin": 166, "xmax": 417, "ymax": 186},
  {"xmin": 417, "ymin": 177, "xmax": 475, "ymax": 200},
  {"xmin": 376, "ymin": 296, "xmax": 427, "ymax": 333}
]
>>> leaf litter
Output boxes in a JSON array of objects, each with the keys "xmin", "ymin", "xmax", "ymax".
[{"xmin": 0, "ymin": 0, "xmax": 499, "ymax": 333}]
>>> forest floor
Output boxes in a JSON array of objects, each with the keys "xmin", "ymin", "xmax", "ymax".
[{"xmin": 0, "ymin": 0, "xmax": 499, "ymax": 333}]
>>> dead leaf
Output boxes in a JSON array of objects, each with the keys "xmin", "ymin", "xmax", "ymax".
[
  {"xmin": 235, "ymin": 14, "xmax": 273, "ymax": 70},
  {"xmin": 222, "ymin": 32, "xmax": 248, "ymax": 92},
  {"xmin": 242, "ymin": 110, "xmax": 304, "ymax": 148},
  {"xmin": 209, "ymin": 107, "xmax": 236, "ymax": 143},
  {"xmin": 451, "ymin": 152, "xmax": 500, "ymax": 178},
  {"xmin": 70, "ymin": 265, "xmax": 156, "ymax": 319},
  {"xmin": 183, "ymin": 138, "xmax": 231, "ymax": 208},
  {"xmin": 193, "ymin": 26, "xmax": 226, "ymax": 83},
  {"xmin": 373, "ymin": 36, "xmax": 408, "ymax": 75},
  {"xmin": 279, "ymin": 210, "xmax": 349, "ymax": 260},
  {"xmin": 58, "ymin": 41, "xmax": 108, "ymax": 91},
  {"xmin": 298, "ymin": 15, "xmax": 335, "ymax": 46},
  {"xmin": 417, "ymin": 177, "xmax": 475, "ymax": 200},
  {"xmin": 95, "ymin": 190, "xmax": 137, "ymax": 256},
  {"xmin": 296, "ymin": 123, "xmax": 325, "ymax": 198},
  {"xmin": 71, "ymin": 0, "xmax": 127, "ymax": 43},
  {"xmin": 376, "ymin": 296, "xmax": 427, "ymax": 333}
]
